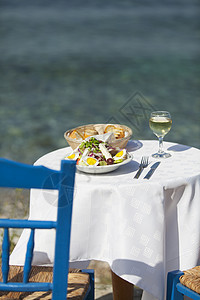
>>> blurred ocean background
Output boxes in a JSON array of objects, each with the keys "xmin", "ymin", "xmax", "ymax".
[{"xmin": 0, "ymin": 0, "xmax": 199, "ymax": 164}]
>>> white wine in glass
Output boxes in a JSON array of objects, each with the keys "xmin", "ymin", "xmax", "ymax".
[{"xmin": 149, "ymin": 111, "xmax": 172, "ymax": 158}]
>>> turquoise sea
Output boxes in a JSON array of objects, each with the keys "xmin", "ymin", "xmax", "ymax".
[{"xmin": 0, "ymin": 0, "xmax": 199, "ymax": 164}]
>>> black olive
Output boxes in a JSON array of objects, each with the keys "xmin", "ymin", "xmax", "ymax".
[{"xmin": 106, "ymin": 158, "xmax": 114, "ymax": 165}]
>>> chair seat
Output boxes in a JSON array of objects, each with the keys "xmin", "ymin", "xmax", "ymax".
[
  {"xmin": 179, "ymin": 266, "xmax": 200, "ymax": 295},
  {"xmin": 0, "ymin": 265, "xmax": 90, "ymax": 299}
]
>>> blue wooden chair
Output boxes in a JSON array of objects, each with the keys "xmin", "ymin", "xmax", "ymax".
[
  {"xmin": 0, "ymin": 158, "xmax": 94, "ymax": 299},
  {"xmin": 167, "ymin": 267, "xmax": 200, "ymax": 300}
]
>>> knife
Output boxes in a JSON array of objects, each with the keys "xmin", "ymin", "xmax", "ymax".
[{"xmin": 144, "ymin": 162, "xmax": 161, "ymax": 179}]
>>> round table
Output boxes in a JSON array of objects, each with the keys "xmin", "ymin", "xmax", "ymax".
[{"xmin": 10, "ymin": 140, "xmax": 200, "ymax": 300}]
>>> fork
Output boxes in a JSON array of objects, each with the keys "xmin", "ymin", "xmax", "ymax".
[{"xmin": 134, "ymin": 156, "xmax": 149, "ymax": 179}]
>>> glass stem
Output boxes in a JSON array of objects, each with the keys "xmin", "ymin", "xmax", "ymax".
[{"xmin": 158, "ymin": 136, "xmax": 164, "ymax": 154}]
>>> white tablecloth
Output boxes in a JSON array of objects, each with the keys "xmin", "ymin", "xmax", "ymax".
[{"xmin": 10, "ymin": 140, "xmax": 200, "ymax": 300}]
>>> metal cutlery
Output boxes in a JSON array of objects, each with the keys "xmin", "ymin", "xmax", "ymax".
[
  {"xmin": 144, "ymin": 161, "xmax": 161, "ymax": 179},
  {"xmin": 134, "ymin": 156, "xmax": 149, "ymax": 179}
]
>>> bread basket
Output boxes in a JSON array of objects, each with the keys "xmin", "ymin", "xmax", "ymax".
[{"xmin": 64, "ymin": 124, "xmax": 132, "ymax": 150}]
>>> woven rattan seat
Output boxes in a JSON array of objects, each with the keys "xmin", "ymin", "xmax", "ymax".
[
  {"xmin": 0, "ymin": 265, "xmax": 90, "ymax": 299},
  {"xmin": 179, "ymin": 266, "xmax": 200, "ymax": 295}
]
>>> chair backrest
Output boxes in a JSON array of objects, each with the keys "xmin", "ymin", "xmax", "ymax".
[{"xmin": 0, "ymin": 158, "xmax": 76, "ymax": 299}]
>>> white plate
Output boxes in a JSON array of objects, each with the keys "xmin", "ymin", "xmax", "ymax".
[{"xmin": 76, "ymin": 153, "xmax": 133, "ymax": 174}]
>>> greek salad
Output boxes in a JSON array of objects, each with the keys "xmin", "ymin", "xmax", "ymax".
[{"xmin": 65, "ymin": 137, "xmax": 128, "ymax": 166}]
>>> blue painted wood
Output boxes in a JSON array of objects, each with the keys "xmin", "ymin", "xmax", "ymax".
[
  {"xmin": 2, "ymin": 228, "xmax": 10, "ymax": 283},
  {"xmin": 0, "ymin": 158, "xmax": 60, "ymax": 189},
  {"xmin": 0, "ymin": 282, "xmax": 53, "ymax": 292},
  {"xmin": 82, "ymin": 269, "xmax": 95, "ymax": 300},
  {"xmin": 177, "ymin": 283, "xmax": 200, "ymax": 299},
  {"xmin": 0, "ymin": 159, "xmax": 76, "ymax": 297},
  {"xmin": 167, "ymin": 270, "xmax": 200, "ymax": 300},
  {"xmin": 167, "ymin": 270, "xmax": 184, "ymax": 300},
  {"xmin": 23, "ymin": 229, "xmax": 35, "ymax": 283},
  {"xmin": 52, "ymin": 159, "xmax": 76, "ymax": 300},
  {"xmin": 0, "ymin": 159, "xmax": 94, "ymax": 299},
  {"xmin": 0, "ymin": 219, "xmax": 56, "ymax": 229}
]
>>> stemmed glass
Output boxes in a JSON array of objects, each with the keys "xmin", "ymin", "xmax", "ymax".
[{"xmin": 149, "ymin": 111, "xmax": 172, "ymax": 158}]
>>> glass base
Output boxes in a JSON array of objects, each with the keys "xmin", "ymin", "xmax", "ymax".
[{"xmin": 152, "ymin": 152, "xmax": 171, "ymax": 158}]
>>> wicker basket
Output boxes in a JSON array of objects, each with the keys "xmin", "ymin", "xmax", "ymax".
[{"xmin": 64, "ymin": 124, "xmax": 132, "ymax": 150}]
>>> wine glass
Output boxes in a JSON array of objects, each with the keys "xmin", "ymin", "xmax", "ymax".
[{"xmin": 149, "ymin": 111, "xmax": 172, "ymax": 158}]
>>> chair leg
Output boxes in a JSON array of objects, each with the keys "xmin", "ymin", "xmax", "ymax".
[
  {"xmin": 167, "ymin": 270, "xmax": 184, "ymax": 300},
  {"xmin": 82, "ymin": 269, "xmax": 95, "ymax": 300},
  {"xmin": 111, "ymin": 270, "xmax": 134, "ymax": 300}
]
